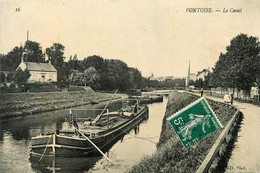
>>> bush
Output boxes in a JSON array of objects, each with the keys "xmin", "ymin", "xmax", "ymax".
[{"xmin": 24, "ymin": 82, "xmax": 59, "ymax": 92}]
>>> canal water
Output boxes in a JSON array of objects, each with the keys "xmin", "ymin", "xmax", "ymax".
[{"xmin": 0, "ymin": 96, "xmax": 168, "ymax": 173}]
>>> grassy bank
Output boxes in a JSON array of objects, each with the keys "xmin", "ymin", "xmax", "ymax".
[
  {"xmin": 129, "ymin": 91, "xmax": 236, "ymax": 173},
  {"xmin": 0, "ymin": 89, "xmax": 121, "ymax": 119}
]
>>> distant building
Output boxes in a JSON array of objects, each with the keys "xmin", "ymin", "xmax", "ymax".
[
  {"xmin": 196, "ymin": 68, "xmax": 210, "ymax": 81},
  {"xmin": 186, "ymin": 60, "xmax": 209, "ymax": 88},
  {"xmin": 17, "ymin": 61, "xmax": 57, "ymax": 83},
  {"xmin": 146, "ymin": 75, "xmax": 174, "ymax": 82},
  {"xmin": 186, "ymin": 61, "xmax": 210, "ymax": 88},
  {"xmin": 186, "ymin": 61, "xmax": 197, "ymax": 88}
]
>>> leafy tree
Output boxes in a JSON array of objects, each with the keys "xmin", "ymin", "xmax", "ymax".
[
  {"xmin": 83, "ymin": 67, "xmax": 100, "ymax": 90},
  {"xmin": 189, "ymin": 80, "xmax": 195, "ymax": 86},
  {"xmin": 171, "ymin": 78, "xmax": 186, "ymax": 88},
  {"xmin": 211, "ymin": 33, "xmax": 260, "ymax": 96},
  {"xmin": 128, "ymin": 67, "xmax": 142, "ymax": 89},
  {"xmin": 13, "ymin": 67, "xmax": 31, "ymax": 85},
  {"xmin": 23, "ymin": 40, "xmax": 44, "ymax": 63},
  {"xmin": 194, "ymin": 78, "xmax": 204, "ymax": 88},
  {"xmin": 204, "ymin": 72, "xmax": 212, "ymax": 89},
  {"xmin": 0, "ymin": 47, "xmax": 23, "ymax": 71},
  {"xmin": 6, "ymin": 72, "xmax": 14, "ymax": 82},
  {"xmin": 82, "ymin": 55, "xmax": 105, "ymax": 71},
  {"xmin": 0, "ymin": 72, "xmax": 6, "ymax": 83},
  {"xmin": 68, "ymin": 69, "xmax": 83, "ymax": 86},
  {"xmin": 46, "ymin": 43, "xmax": 66, "ymax": 81},
  {"xmin": 46, "ymin": 43, "xmax": 65, "ymax": 67},
  {"xmin": 82, "ymin": 55, "xmax": 109, "ymax": 89},
  {"xmin": 226, "ymin": 34, "xmax": 260, "ymax": 94},
  {"xmin": 107, "ymin": 59, "xmax": 129, "ymax": 90},
  {"xmin": 211, "ymin": 53, "xmax": 228, "ymax": 88},
  {"xmin": 67, "ymin": 54, "xmax": 81, "ymax": 71}
]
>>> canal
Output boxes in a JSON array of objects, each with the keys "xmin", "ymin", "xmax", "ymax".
[{"xmin": 0, "ymin": 95, "xmax": 168, "ymax": 173}]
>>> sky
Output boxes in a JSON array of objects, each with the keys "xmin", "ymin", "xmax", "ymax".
[{"xmin": 1, "ymin": 0, "xmax": 260, "ymax": 77}]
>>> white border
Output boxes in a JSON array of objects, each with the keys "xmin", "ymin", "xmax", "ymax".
[{"xmin": 203, "ymin": 97, "xmax": 223, "ymax": 128}]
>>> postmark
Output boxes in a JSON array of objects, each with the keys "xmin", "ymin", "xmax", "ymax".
[{"xmin": 167, "ymin": 97, "xmax": 223, "ymax": 148}]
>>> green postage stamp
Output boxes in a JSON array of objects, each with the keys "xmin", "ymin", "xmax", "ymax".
[{"xmin": 167, "ymin": 97, "xmax": 223, "ymax": 148}]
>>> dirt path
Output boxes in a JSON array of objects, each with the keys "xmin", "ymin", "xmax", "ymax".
[
  {"xmin": 180, "ymin": 91, "xmax": 260, "ymax": 172},
  {"xmin": 203, "ymin": 94, "xmax": 260, "ymax": 172},
  {"xmin": 224, "ymin": 102, "xmax": 260, "ymax": 173}
]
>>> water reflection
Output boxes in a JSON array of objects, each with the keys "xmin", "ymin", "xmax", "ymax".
[
  {"xmin": 0, "ymin": 101, "xmax": 122, "ymax": 173},
  {"xmin": 29, "ymin": 121, "xmax": 146, "ymax": 173},
  {"xmin": 134, "ymin": 124, "xmax": 140, "ymax": 135},
  {"xmin": 0, "ymin": 96, "xmax": 168, "ymax": 173},
  {"xmin": 30, "ymin": 155, "xmax": 102, "ymax": 173}
]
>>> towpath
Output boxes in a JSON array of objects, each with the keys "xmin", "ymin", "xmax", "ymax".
[
  {"xmin": 224, "ymin": 101, "xmax": 260, "ymax": 173},
  {"xmin": 181, "ymin": 91, "xmax": 260, "ymax": 172}
]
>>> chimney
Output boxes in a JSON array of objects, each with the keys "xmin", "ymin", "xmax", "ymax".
[
  {"xmin": 27, "ymin": 31, "xmax": 29, "ymax": 41},
  {"xmin": 46, "ymin": 53, "xmax": 52, "ymax": 65},
  {"xmin": 21, "ymin": 52, "xmax": 24, "ymax": 63}
]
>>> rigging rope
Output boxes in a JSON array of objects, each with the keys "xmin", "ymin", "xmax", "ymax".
[
  {"xmin": 39, "ymin": 135, "xmax": 52, "ymax": 162},
  {"xmin": 121, "ymin": 129, "xmax": 159, "ymax": 144}
]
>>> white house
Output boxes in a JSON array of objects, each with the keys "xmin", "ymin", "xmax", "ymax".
[
  {"xmin": 17, "ymin": 61, "xmax": 57, "ymax": 83},
  {"xmin": 196, "ymin": 69, "xmax": 210, "ymax": 81}
]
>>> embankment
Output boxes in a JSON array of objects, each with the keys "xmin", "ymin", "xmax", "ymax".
[
  {"xmin": 0, "ymin": 88, "xmax": 122, "ymax": 120},
  {"xmin": 129, "ymin": 91, "xmax": 237, "ymax": 173}
]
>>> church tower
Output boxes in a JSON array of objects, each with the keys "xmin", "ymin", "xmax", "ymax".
[{"xmin": 186, "ymin": 60, "xmax": 190, "ymax": 89}]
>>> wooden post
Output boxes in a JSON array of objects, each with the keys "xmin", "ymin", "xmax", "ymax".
[
  {"xmin": 107, "ymin": 109, "xmax": 109, "ymax": 129},
  {"xmin": 52, "ymin": 134, "xmax": 56, "ymax": 154}
]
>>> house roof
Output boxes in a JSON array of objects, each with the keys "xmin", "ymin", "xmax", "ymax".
[
  {"xmin": 196, "ymin": 69, "xmax": 209, "ymax": 76},
  {"xmin": 24, "ymin": 62, "xmax": 57, "ymax": 72}
]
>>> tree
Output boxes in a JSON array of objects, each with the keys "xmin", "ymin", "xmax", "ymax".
[
  {"xmin": 0, "ymin": 72, "xmax": 6, "ymax": 83},
  {"xmin": 13, "ymin": 67, "xmax": 31, "ymax": 85},
  {"xmin": 6, "ymin": 72, "xmax": 14, "ymax": 82},
  {"xmin": 211, "ymin": 53, "xmax": 229, "ymax": 88},
  {"xmin": 194, "ymin": 78, "xmax": 204, "ymax": 88},
  {"xmin": 211, "ymin": 33, "xmax": 260, "ymax": 96},
  {"xmin": 189, "ymin": 79, "xmax": 195, "ymax": 86},
  {"xmin": 128, "ymin": 67, "xmax": 142, "ymax": 89},
  {"xmin": 68, "ymin": 69, "xmax": 83, "ymax": 86},
  {"xmin": 204, "ymin": 73, "xmax": 212, "ymax": 89},
  {"xmin": 226, "ymin": 34, "xmax": 260, "ymax": 94},
  {"xmin": 46, "ymin": 43, "xmax": 66, "ymax": 81},
  {"xmin": 46, "ymin": 43, "xmax": 65, "ymax": 66},
  {"xmin": 107, "ymin": 59, "xmax": 129, "ymax": 90},
  {"xmin": 83, "ymin": 67, "xmax": 100, "ymax": 90},
  {"xmin": 82, "ymin": 55, "xmax": 109, "ymax": 89},
  {"xmin": 67, "ymin": 54, "xmax": 81, "ymax": 71},
  {"xmin": 0, "ymin": 46, "xmax": 23, "ymax": 71},
  {"xmin": 82, "ymin": 55, "xmax": 105, "ymax": 71},
  {"xmin": 23, "ymin": 40, "xmax": 44, "ymax": 63}
]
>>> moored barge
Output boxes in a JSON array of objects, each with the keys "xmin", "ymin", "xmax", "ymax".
[{"xmin": 31, "ymin": 104, "xmax": 149, "ymax": 157}]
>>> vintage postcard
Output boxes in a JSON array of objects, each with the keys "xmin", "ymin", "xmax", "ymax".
[{"xmin": 0, "ymin": 0, "xmax": 259, "ymax": 172}]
